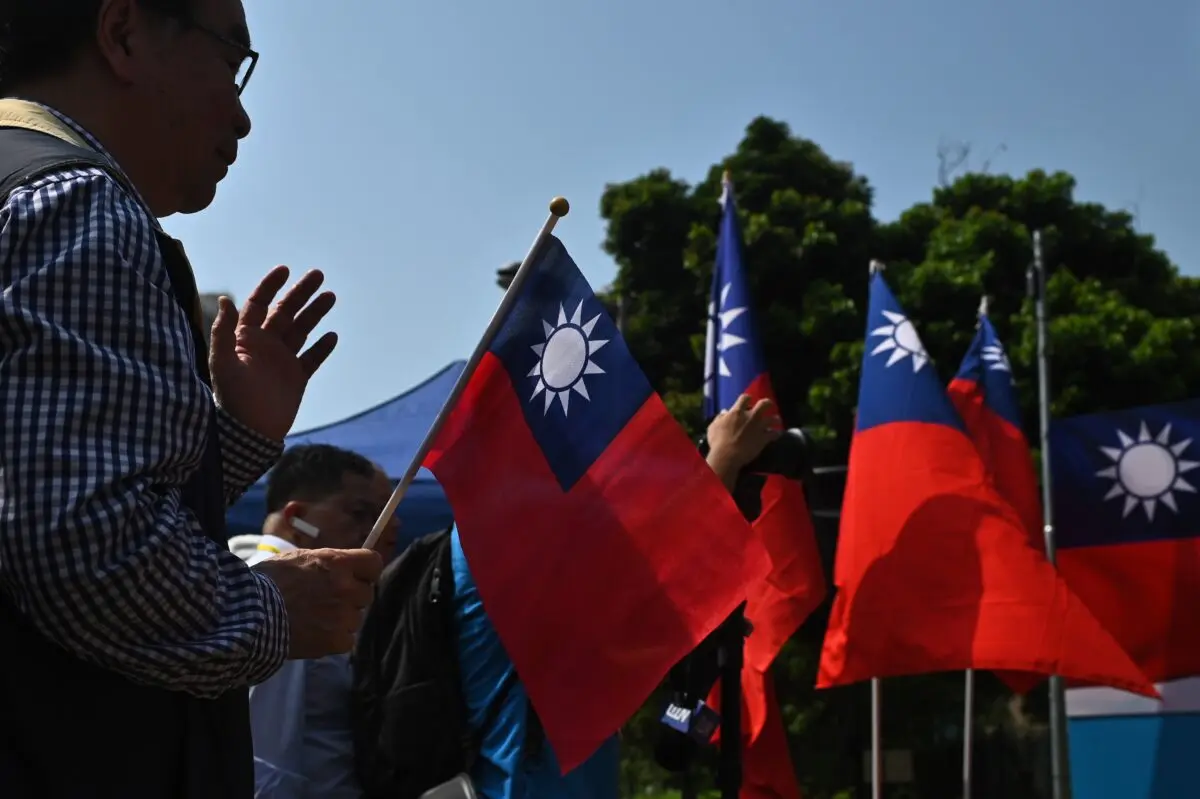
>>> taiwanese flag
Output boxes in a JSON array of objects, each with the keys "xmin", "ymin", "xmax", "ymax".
[
  {"xmin": 702, "ymin": 174, "xmax": 820, "ymax": 797},
  {"xmin": 703, "ymin": 174, "xmax": 826, "ymax": 683},
  {"xmin": 817, "ymin": 272, "xmax": 1156, "ymax": 698},
  {"xmin": 947, "ymin": 307, "xmax": 1044, "ymax": 694},
  {"xmin": 946, "ymin": 307, "xmax": 1043, "ymax": 550},
  {"xmin": 424, "ymin": 234, "xmax": 770, "ymax": 771},
  {"xmin": 1052, "ymin": 399, "xmax": 1200, "ymax": 683}
]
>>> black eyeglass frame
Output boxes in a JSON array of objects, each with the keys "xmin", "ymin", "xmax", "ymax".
[
  {"xmin": 139, "ymin": 0, "xmax": 260, "ymax": 96},
  {"xmin": 183, "ymin": 19, "xmax": 259, "ymax": 96}
]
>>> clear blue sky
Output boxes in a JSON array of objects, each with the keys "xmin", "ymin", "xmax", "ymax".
[{"xmin": 166, "ymin": 0, "xmax": 1200, "ymax": 431}]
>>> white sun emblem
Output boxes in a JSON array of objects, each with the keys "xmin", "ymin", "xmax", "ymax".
[
  {"xmin": 703, "ymin": 282, "xmax": 748, "ymax": 398},
  {"xmin": 1096, "ymin": 422, "xmax": 1199, "ymax": 521},
  {"xmin": 528, "ymin": 301, "xmax": 608, "ymax": 416},
  {"xmin": 982, "ymin": 343, "xmax": 1011, "ymax": 373},
  {"xmin": 869, "ymin": 310, "xmax": 929, "ymax": 372}
]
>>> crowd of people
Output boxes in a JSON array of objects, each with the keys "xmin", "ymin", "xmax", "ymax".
[{"xmin": 0, "ymin": 2, "xmax": 785, "ymax": 797}]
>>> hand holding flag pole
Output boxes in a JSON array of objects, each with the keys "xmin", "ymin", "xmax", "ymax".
[{"xmin": 361, "ymin": 197, "xmax": 571, "ymax": 551}]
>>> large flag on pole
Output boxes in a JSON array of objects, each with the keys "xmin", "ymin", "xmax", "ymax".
[
  {"xmin": 817, "ymin": 269, "xmax": 1157, "ymax": 697},
  {"xmin": 704, "ymin": 172, "xmax": 826, "ymax": 675},
  {"xmin": 1052, "ymin": 399, "xmax": 1200, "ymax": 683},
  {"xmin": 424, "ymin": 231, "xmax": 770, "ymax": 771},
  {"xmin": 948, "ymin": 301, "xmax": 1045, "ymax": 697},
  {"xmin": 703, "ymin": 173, "xmax": 820, "ymax": 796},
  {"xmin": 947, "ymin": 300, "xmax": 1043, "ymax": 550}
]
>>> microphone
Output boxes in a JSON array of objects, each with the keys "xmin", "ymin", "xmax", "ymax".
[
  {"xmin": 653, "ymin": 699, "xmax": 721, "ymax": 772},
  {"xmin": 656, "ymin": 429, "xmax": 813, "ymax": 775},
  {"xmin": 652, "ymin": 607, "xmax": 749, "ymax": 772}
]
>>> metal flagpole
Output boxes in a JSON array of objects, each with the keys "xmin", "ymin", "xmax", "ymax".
[
  {"xmin": 362, "ymin": 197, "xmax": 571, "ymax": 550},
  {"xmin": 1028, "ymin": 230, "xmax": 1073, "ymax": 799},
  {"xmin": 867, "ymin": 258, "xmax": 886, "ymax": 799},
  {"xmin": 961, "ymin": 294, "xmax": 988, "ymax": 799}
]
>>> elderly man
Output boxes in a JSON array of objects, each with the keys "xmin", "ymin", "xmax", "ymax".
[{"xmin": 0, "ymin": 2, "xmax": 383, "ymax": 798}]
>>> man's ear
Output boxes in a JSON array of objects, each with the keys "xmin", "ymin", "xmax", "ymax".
[
  {"xmin": 279, "ymin": 500, "xmax": 306, "ymax": 524},
  {"xmin": 281, "ymin": 501, "xmax": 320, "ymax": 539},
  {"xmin": 94, "ymin": 0, "xmax": 163, "ymax": 84}
]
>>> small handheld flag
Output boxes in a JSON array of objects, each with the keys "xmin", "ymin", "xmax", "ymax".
[{"xmin": 405, "ymin": 201, "xmax": 771, "ymax": 771}]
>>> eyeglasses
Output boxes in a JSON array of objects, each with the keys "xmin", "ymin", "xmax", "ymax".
[
  {"xmin": 187, "ymin": 21, "xmax": 259, "ymax": 95},
  {"xmin": 138, "ymin": 0, "xmax": 258, "ymax": 94}
]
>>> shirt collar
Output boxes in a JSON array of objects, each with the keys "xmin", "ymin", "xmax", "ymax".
[{"xmin": 256, "ymin": 534, "xmax": 299, "ymax": 555}]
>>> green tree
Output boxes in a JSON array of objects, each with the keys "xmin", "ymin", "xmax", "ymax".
[{"xmin": 599, "ymin": 118, "xmax": 1200, "ymax": 798}]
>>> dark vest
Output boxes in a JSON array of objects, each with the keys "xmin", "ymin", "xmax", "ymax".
[{"xmin": 0, "ymin": 128, "xmax": 254, "ymax": 798}]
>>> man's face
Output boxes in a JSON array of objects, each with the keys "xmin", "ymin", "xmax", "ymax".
[
  {"xmin": 292, "ymin": 468, "xmax": 400, "ymax": 556},
  {"xmin": 121, "ymin": 0, "xmax": 254, "ymax": 214}
]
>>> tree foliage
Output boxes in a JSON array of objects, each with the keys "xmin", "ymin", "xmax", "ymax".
[{"xmin": 598, "ymin": 116, "xmax": 1200, "ymax": 798}]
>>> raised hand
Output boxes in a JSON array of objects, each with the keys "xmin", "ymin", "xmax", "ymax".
[
  {"xmin": 706, "ymin": 394, "xmax": 783, "ymax": 471},
  {"xmin": 209, "ymin": 266, "xmax": 338, "ymax": 441}
]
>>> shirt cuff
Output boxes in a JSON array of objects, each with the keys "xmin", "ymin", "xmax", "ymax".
[
  {"xmin": 240, "ymin": 571, "xmax": 290, "ymax": 686},
  {"xmin": 215, "ymin": 404, "xmax": 284, "ymax": 495}
]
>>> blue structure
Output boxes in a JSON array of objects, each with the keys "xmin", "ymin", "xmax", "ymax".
[
  {"xmin": 226, "ymin": 361, "xmax": 464, "ymax": 549},
  {"xmin": 1068, "ymin": 678, "xmax": 1200, "ymax": 798}
]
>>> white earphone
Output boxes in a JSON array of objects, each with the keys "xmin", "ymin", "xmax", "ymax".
[{"xmin": 290, "ymin": 517, "xmax": 321, "ymax": 539}]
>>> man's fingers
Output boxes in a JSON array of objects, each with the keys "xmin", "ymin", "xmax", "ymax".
[
  {"xmin": 748, "ymin": 397, "xmax": 776, "ymax": 420},
  {"xmin": 208, "ymin": 296, "xmax": 238, "ymax": 357},
  {"xmin": 299, "ymin": 332, "xmax": 338, "ymax": 378},
  {"xmin": 265, "ymin": 270, "xmax": 326, "ymax": 335},
  {"xmin": 241, "ymin": 266, "xmax": 290, "ymax": 329},
  {"xmin": 343, "ymin": 548, "xmax": 384, "ymax": 582},
  {"xmin": 285, "ymin": 291, "xmax": 337, "ymax": 351},
  {"xmin": 732, "ymin": 394, "xmax": 754, "ymax": 412}
]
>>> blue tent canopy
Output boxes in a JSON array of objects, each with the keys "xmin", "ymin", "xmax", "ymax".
[{"xmin": 226, "ymin": 361, "xmax": 464, "ymax": 548}]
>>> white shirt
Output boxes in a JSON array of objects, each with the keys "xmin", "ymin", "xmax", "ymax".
[{"xmin": 230, "ymin": 533, "xmax": 363, "ymax": 799}]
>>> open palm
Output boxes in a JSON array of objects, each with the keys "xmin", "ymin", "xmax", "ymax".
[{"xmin": 209, "ymin": 266, "xmax": 338, "ymax": 441}]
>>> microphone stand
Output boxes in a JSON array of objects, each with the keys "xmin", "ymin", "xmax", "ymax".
[
  {"xmin": 717, "ymin": 602, "xmax": 746, "ymax": 799},
  {"xmin": 684, "ymin": 435, "xmax": 811, "ymax": 799},
  {"xmin": 717, "ymin": 472, "xmax": 765, "ymax": 799}
]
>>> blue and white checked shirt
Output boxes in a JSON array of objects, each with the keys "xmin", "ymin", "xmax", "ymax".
[{"xmin": 0, "ymin": 105, "xmax": 289, "ymax": 696}]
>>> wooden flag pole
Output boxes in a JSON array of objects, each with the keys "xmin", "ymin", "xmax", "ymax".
[{"xmin": 362, "ymin": 197, "xmax": 571, "ymax": 551}]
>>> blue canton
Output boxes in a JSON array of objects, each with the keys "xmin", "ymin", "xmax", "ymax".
[
  {"xmin": 855, "ymin": 273, "xmax": 965, "ymax": 434},
  {"xmin": 490, "ymin": 236, "xmax": 652, "ymax": 491}
]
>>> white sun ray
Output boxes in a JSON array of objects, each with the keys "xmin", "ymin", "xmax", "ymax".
[
  {"xmin": 527, "ymin": 301, "xmax": 608, "ymax": 416},
  {"xmin": 868, "ymin": 310, "xmax": 930, "ymax": 372},
  {"xmin": 982, "ymin": 343, "xmax": 1011, "ymax": 373},
  {"xmin": 704, "ymin": 282, "xmax": 748, "ymax": 396},
  {"xmin": 1095, "ymin": 421, "xmax": 1200, "ymax": 521}
]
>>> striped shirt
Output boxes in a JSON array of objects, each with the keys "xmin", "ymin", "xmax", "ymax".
[{"xmin": 0, "ymin": 105, "xmax": 289, "ymax": 697}]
